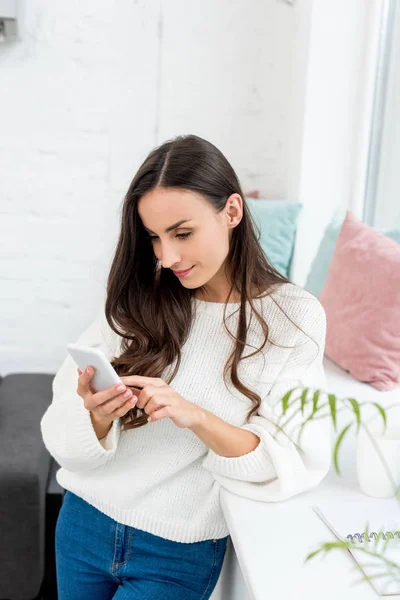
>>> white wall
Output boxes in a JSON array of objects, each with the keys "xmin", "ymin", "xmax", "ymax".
[
  {"xmin": 0, "ymin": 0, "xmax": 378, "ymax": 374},
  {"xmin": 1, "ymin": 0, "xmax": 309, "ymax": 374}
]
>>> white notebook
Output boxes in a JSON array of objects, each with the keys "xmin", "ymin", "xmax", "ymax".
[{"xmin": 314, "ymin": 499, "xmax": 400, "ymax": 597}]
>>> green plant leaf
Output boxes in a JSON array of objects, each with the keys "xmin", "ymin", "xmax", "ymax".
[
  {"xmin": 328, "ymin": 394, "xmax": 337, "ymax": 431},
  {"xmin": 297, "ymin": 416, "xmax": 312, "ymax": 448},
  {"xmin": 296, "ymin": 401, "xmax": 329, "ymax": 447},
  {"xmin": 305, "ymin": 547, "xmax": 325, "ymax": 561},
  {"xmin": 300, "ymin": 388, "xmax": 309, "ymax": 414},
  {"xmin": 333, "ymin": 423, "xmax": 352, "ymax": 476},
  {"xmin": 305, "ymin": 541, "xmax": 350, "ymax": 563},
  {"xmin": 352, "ymin": 571, "xmax": 393, "ymax": 586},
  {"xmin": 312, "ymin": 390, "xmax": 320, "ymax": 415},
  {"xmin": 271, "ymin": 419, "xmax": 302, "ymax": 451},
  {"xmin": 371, "ymin": 402, "xmax": 387, "ymax": 430},
  {"xmin": 346, "ymin": 397, "xmax": 361, "ymax": 432},
  {"xmin": 281, "ymin": 389, "xmax": 295, "ymax": 414},
  {"xmin": 276, "ymin": 406, "xmax": 302, "ymax": 432}
]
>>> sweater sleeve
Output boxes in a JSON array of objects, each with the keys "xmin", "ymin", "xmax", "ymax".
[
  {"xmin": 40, "ymin": 304, "xmax": 123, "ymax": 473},
  {"xmin": 98, "ymin": 426, "xmax": 116, "ymax": 450},
  {"xmin": 202, "ymin": 292, "xmax": 333, "ymax": 502}
]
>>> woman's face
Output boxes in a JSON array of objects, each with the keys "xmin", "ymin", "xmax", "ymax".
[{"xmin": 138, "ymin": 187, "xmax": 242, "ymax": 302}]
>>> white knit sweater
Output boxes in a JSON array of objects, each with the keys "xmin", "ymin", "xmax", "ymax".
[{"xmin": 40, "ymin": 282, "xmax": 332, "ymax": 543}]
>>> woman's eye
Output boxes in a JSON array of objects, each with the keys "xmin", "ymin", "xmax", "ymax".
[{"xmin": 149, "ymin": 232, "xmax": 192, "ymax": 242}]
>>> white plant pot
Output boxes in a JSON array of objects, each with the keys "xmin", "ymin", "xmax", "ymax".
[{"xmin": 357, "ymin": 414, "xmax": 400, "ymax": 499}]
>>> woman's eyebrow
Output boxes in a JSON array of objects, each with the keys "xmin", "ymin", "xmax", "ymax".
[{"xmin": 143, "ymin": 219, "xmax": 193, "ymax": 234}]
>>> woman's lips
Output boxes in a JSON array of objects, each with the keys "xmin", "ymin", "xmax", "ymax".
[{"xmin": 172, "ymin": 266, "xmax": 194, "ymax": 278}]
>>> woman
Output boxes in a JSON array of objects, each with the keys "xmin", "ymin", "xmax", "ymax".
[{"xmin": 40, "ymin": 134, "xmax": 332, "ymax": 599}]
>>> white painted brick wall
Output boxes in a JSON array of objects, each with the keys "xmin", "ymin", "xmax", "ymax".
[
  {"xmin": 1, "ymin": 0, "xmax": 373, "ymax": 376},
  {"xmin": 1, "ymin": 0, "xmax": 304, "ymax": 375}
]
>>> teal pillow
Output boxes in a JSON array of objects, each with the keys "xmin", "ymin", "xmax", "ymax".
[
  {"xmin": 305, "ymin": 207, "xmax": 400, "ymax": 297},
  {"xmin": 247, "ymin": 199, "xmax": 302, "ymax": 278}
]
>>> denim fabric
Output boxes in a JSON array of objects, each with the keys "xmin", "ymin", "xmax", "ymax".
[{"xmin": 56, "ymin": 491, "xmax": 229, "ymax": 600}]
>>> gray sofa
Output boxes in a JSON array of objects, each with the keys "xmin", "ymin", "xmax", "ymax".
[{"xmin": 0, "ymin": 372, "xmax": 58, "ymax": 600}]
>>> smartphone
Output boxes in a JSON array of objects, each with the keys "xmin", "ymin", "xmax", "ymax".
[{"xmin": 67, "ymin": 343, "xmax": 122, "ymax": 393}]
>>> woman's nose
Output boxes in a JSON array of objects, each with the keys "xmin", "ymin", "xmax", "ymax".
[{"xmin": 158, "ymin": 246, "xmax": 181, "ymax": 269}]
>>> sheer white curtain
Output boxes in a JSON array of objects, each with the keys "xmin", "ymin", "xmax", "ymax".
[{"xmin": 364, "ymin": 0, "xmax": 400, "ymax": 228}]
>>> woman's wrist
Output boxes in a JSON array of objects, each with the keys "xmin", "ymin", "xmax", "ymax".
[{"xmin": 90, "ymin": 412, "xmax": 112, "ymax": 440}]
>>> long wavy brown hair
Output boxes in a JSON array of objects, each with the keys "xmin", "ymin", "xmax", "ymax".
[{"xmin": 105, "ymin": 134, "xmax": 295, "ymax": 431}]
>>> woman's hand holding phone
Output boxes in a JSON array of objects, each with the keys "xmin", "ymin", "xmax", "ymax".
[{"xmin": 76, "ymin": 366, "xmax": 139, "ymax": 439}]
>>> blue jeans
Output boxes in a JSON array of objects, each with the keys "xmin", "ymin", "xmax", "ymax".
[{"xmin": 55, "ymin": 491, "xmax": 229, "ymax": 599}]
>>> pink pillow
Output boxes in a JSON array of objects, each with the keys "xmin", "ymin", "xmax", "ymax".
[
  {"xmin": 245, "ymin": 189, "xmax": 260, "ymax": 199},
  {"xmin": 319, "ymin": 211, "xmax": 400, "ymax": 391}
]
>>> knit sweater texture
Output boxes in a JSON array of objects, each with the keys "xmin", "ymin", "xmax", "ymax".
[{"xmin": 40, "ymin": 282, "xmax": 332, "ymax": 543}]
